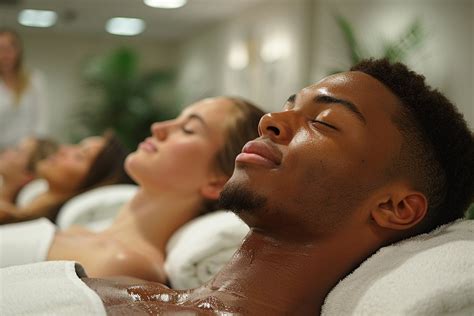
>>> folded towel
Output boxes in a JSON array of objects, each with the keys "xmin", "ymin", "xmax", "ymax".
[
  {"xmin": 0, "ymin": 261, "xmax": 106, "ymax": 315},
  {"xmin": 56, "ymin": 184, "xmax": 138, "ymax": 231},
  {"xmin": 322, "ymin": 219, "xmax": 474, "ymax": 315},
  {"xmin": 0, "ymin": 218, "xmax": 56, "ymax": 268},
  {"xmin": 165, "ymin": 211, "xmax": 249, "ymax": 289}
]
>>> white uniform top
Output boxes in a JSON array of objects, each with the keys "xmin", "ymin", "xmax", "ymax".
[{"xmin": 0, "ymin": 70, "xmax": 48, "ymax": 149}]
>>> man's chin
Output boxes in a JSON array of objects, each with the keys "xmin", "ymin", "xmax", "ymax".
[{"xmin": 219, "ymin": 178, "xmax": 266, "ymax": 214}]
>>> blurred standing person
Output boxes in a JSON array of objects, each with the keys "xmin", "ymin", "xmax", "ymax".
[{"xmin": 0, "ymin": 29, "xmax": 48, "ymax": 150}]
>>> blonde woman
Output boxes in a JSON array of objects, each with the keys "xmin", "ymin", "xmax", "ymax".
[
  {"xmin": 0, "ymin": 29, "xmax": 48, "ymax": 149},
  {"xmin": 42, "ymin": 97, "xmax": 263, "ymax": 283}
]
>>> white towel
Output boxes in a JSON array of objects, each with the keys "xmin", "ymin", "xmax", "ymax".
[
  {"xmin": 0, "ymin": 218, "xmax": 56, "ymax": 268},
  {"xmin": 56, "ymin": 184, "xmax": 138, "ymax": 231},
  {"xmin": 322, "ymin": 219, "xmax": 474, "ymax": 315},
  {"xmin": 0, "ymin": 261, "xmax": 106, "ymax": 315},
  {"xmin": 165, "ymin": 211, "xmax": 249, "ymax": 289},
  {"xmin": 16, "ymin": 179, "xmax": 49, "ymax": 208}
]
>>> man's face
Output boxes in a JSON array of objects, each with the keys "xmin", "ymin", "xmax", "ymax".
[{"xmin": 221, "ymin": 71, "xmax": 403, "ymax": 240}]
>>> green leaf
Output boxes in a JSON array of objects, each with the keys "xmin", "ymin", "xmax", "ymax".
[
  {"xmin": 466, "ymin": 203, "xmax": 474, "ymax": 220},
  {"xmin": 74, "ymin": 47, "xmax": 177, "ymax": 151},
  {"xmin": 381, "ymin": 19, "xmax": 424, "ymax": 62},
  {"xmin": 329, "ymin": 15, "xmax": 425, "ymax": 75},
  {"xmin": 334, "ymin": 14, "xmax": 365, "ymax": 64}
]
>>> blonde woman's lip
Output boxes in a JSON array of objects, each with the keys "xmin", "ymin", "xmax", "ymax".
[{"xmin": 139, "ymin": 139, "xmax": 157, "ymax": 153}]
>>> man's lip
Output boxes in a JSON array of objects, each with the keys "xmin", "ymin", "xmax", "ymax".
[
  {"xmin": 236, "ymin": 139, "xmax": 282, "ymax": 167},
  {"xmin": 139, "ymin": 138, "xmax": 158, "ymax": 153}
]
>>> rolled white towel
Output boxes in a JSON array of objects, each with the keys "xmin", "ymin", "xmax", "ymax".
[
  {"xmin": 0, "ymin": 261, "xmax": 106, "ymax": 315},
  {"xmin": 165, "ymin": 211, "xmax": 249, "ymax": 289},
  {"xmin": 56, "ymin": 184, "xmax": 138, "ymax": 231},
  {"xmin": 0, "ymin": 218, "xmax": 56, "ymax": 268},
  {"xmin": 195, "ymin": 248, "xmax": 237, "ymax": 281},
  {"xmin": 16, "ymin": 179, "xmax": 49, "ymax": 208},
  {"xmin": 322, "ymin": 219, "xmax": 474, "ymax": 315}
]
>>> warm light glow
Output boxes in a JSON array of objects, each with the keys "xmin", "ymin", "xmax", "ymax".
[
  {"xmin": 228, "ymin": 41, "xmax": 249, "ymax": 70},
  {"xmin": 144, "ymin": 0, "xmax": 187, "ymax": 9},
  {"xmin": 260, "ymin": 35, "xmax": 290, "ymax": 63},
  {"xmin": 105, "ymin": 17, "xmax": 146, "ymax": 36},
  {"xmin": 18, "ymin": 9, "xmax": 57, "ymax": 28}
]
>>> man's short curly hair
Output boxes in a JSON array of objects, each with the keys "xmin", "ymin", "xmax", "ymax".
[{"xmin": 351, "ymin": 58, "xmax": 474, "ymax": 234}]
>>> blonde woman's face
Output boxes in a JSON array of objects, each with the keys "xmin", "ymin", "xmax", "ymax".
[
  {"xmin": 36, "ymin": 137, "xmax": 105, "ymax": 192},
  {"xmin": 125, "ymin": 97, "xmax": 237, "ymax": 195},
  {"xmin": 0, "ymin": 33, "xmax": 20, "ymax": 73}
]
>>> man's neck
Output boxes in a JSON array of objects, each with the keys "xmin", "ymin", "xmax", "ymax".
[
  {"xmin": 85, "ymin": 214, "xmax": 383, "ymax": 314},
  {"xmin": 203, "ymin": 227, "xmax": 379, "ymax": 314}
]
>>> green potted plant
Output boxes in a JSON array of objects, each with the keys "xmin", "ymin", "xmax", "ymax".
[
  {"xmin": 73, "ymin": 47, "xmax": 177, "ymax": 150},
  {"xmin": 330, "ymin": 14, "xmax": 424, "ymax": 73}
]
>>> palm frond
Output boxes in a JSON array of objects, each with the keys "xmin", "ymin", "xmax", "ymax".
[
  {"xmin": 334, "ymin": 14, "xmax": 366, "ymax": 64},
  {"xmin": 73, "ymin": 47, "xmax": 177, "ymax": 150},
  {"xmin": 330, "ymin": 15, "xmax": 425, "ymax": 74}
]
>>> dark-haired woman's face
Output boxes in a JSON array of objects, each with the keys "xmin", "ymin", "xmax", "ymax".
[
  {"xmin": 36, "ymin": 137, "xmax": 105, "ymax": 192},
  {"xmin": 125, "ymin": 97, "xmax": 237, "ymax": 197},
  {"xmin": 0, "ymin": 33, "xmax": 20, "ymax": 74},
  {"xmin": 0, "ymin": 137, "xmax": 36, "ymax": 179}
]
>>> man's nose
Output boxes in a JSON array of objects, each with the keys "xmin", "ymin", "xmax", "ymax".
[{"xmin": 258, "ymin": 111, "xmax": 294, "ymax": 143}]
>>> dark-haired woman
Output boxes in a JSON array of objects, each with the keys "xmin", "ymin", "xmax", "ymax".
[{"xmin": 0, "ymin": 133, "xmax": 133, "ymax": 224}]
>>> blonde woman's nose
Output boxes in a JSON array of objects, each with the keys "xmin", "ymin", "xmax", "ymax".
[{"xmin": 151, "ymin": 121, "xmax": 169, "ymax": 141}]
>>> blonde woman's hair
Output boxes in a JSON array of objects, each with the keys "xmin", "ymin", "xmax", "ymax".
[
  {"xmin": 202, "ymin": 97, "xmax": 265, "ymax": 214},
  {"xmin": 0, "ymin": 29, "xmax": 30, "ymax": 105}
]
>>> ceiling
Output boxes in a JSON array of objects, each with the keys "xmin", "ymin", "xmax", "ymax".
[{"xmin": 0, "ymin": 0, "xmax": 267, "ymax": 41}]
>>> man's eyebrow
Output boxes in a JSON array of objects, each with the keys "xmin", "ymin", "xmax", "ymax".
[
  {"xmin": 284, "ymin": 94, "xmax": 296, "ymax": 110},
  {"xmin": 287, "ymin": 94, "xmax": 296, "ymax": 103},
  {"xmin": 315, "ymin": 94, "xmax": 367, "ymax": 125}
]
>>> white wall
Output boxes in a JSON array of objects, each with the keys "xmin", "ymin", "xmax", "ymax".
[
  {"xmin": 176, "ymin": 0, "xmax": 314, "ymax": 111},
  {"xmin": 20, "ymin": 31, "xmax": 178, "ymax": 141},
  {"xmin": 176, "ymin": 0, "xmax": 473, "ymax": 127},
  {"xmin": 16, "ymin": 0, "xmax": 473, "ymax": 140},
  {"xmin": 311, "ymin": 0, "xmax": 473, "ymax": 127}
]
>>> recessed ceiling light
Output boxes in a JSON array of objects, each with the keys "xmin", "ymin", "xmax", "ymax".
[
  {"xmin": 144, "ymin": 0, "xmax": 187, "ymax": 9},
  {"xmin": 105, "ymin": 17, "xmax": 146, "ymax": 36},
  {"xmin": 18, "ymin": 9, "xmax": 57, "ymax": 28}
]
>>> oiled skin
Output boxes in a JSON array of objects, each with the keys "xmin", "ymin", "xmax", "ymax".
[
  {"xmin": 84, "ymin": 278, "xmax": 247, "ymax": 315},
  {"xmin": 80, "ymin": 71, "xmax": 415, "ymax": 315}
]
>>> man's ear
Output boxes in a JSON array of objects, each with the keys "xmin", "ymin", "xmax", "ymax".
[
  {"xmin": 371, "ymin": 190, "xmax": 428, "ymax": 231},
  {"xmin": 200, "ymin": 174, "xmax": 228, "ymax": 201}
]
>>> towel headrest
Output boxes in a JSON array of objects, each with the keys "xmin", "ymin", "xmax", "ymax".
[
  {"xmin": 165, "ymin": 211, "xmax": 249, "ymax": 289},
  {"xmin": 322, "ymin": 219, "xmax": 474, "ymax": 315},
  {"xmin": 56, "ymin": 184, "xmax": 138, "ymax": 231}
]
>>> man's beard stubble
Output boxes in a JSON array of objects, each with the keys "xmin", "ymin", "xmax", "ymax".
[{"xmin": 219, "ymin": 181, "xmax": 267, "ymax": 213}]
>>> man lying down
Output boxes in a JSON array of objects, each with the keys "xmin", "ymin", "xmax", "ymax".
[{"xmin": 1, "ymin": 59, "xmax": 473, "ymax": 315}]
